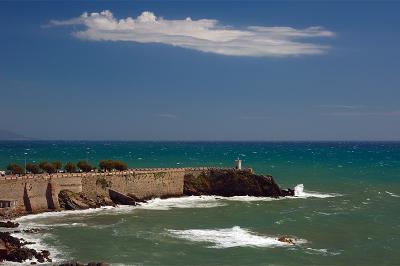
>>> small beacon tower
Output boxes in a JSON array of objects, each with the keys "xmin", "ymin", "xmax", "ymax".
[{"xmin": 235, "ymin": 157, "xmax": 242, "ymax": 170}]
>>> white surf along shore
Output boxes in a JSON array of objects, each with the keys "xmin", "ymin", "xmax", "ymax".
[{"xmin": 8, "ymin": 184, "xmax": 341, "ymax": 263}]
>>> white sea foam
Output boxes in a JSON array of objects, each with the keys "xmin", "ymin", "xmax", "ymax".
[
  {"xmin": 137, "ymin": 196, "xmax": 226, "ymax": 210},
  {"xmin": 222, "ymin": 184, "xmax": 340, "ymax": 202},
  {"xmin": 14, "ymin": 205, "xmax": 135, "ymax": 223},
  {"xmin": 385, "ymin": 191, "xmax": 400, "ymax": 198},
  {"xmin": 167, "ymin": 226, "xmax": 306, "ymax": 248},
  {"xmin": 305, "ymin": 247, "xmax": 341, "ymax": 256},
  {"xmin": 293, "ymin": 184, "xmax": 341, "ymax": 198}
]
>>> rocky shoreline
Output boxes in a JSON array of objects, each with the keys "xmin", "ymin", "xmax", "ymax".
[{"xmin": 1, "ymin": 169, "xmax": 295, "ymax": 264}]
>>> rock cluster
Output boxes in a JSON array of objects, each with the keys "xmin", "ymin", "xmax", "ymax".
[
  {"xmin": 0, "ymin": 221, "xmax": 19, "ymax": 228},
  {"xmin": 0, "ymin": 231, "xmax": 51, "ymax": 263},
  {"xmin": 58, "ymin": 190, "xmax": 114, "ymax": 210},
  {"xmin": 184, "ymin": 169, "xmax": 294, "ymax": 197},
  {"xmin": 277, "ymin": 236, "xmax": 295, "ymax": 245}
]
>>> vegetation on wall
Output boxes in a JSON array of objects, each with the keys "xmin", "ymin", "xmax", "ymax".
[
  {"xmin": 154, "ymin": 172, "xmax": 167, "ymax": 179},
  {"xmin": 96, "ymin": 177, "xmax": 112, "ymax": 189}
]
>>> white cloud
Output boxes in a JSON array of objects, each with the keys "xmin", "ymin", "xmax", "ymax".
[
  {"xmin": 155, "ymin": 113, "xmax": 177, "ymax": 119},
  {"xmin": 323, "ymin": 111, "xmax": 400, "ymax": 117},
  {"xmin": 48, "ymin": 10, "xmax": 334, "ymax": 57},
  {"xmin": 239, "ymin": 115, "xmax": 270, "ymax": 120},
  {"xmin": 317, "ymin": 105, "xmax": 363, "ymax": 109}
]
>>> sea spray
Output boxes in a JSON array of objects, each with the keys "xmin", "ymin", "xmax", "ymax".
[{"xmin": 167, "ymin": 226, "xmax": 307, "ymax": 248}]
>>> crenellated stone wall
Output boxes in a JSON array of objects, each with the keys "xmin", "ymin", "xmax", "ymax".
[{"xmin": 0, "ymin": 167, "xmax": 231, "ymax": 214}]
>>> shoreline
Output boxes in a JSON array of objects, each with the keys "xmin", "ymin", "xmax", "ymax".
[
  {"xmin": 1, "ymin": 185, "xmax": 340, "ymax": 264},
  {"xmin": 1, "ymin": 168, "xmax": 298, "ymax": 264}
]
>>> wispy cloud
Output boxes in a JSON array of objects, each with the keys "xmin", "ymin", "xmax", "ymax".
[
  {"xmin": 47, "ymin": 10, "xmax": 334, "ymax": 57},
  {"xmin": 155, "ymin": 113, "xmax": 177, "ymax": 119},
  {"xmin": 239, "ymin": 115, "xmax": 270, "ymax": 120},
  {"xmin": 323, "ymin": 111, "xmax": 400, "ymax": 117},
  {"xmin": 317, "ymin": 104, "xmax": 363, "ymax": 109}
]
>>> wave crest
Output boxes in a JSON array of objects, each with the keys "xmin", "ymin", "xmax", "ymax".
[{"xmin": 167, "ymin": 226, "xmax": 306, "ymax": 248}]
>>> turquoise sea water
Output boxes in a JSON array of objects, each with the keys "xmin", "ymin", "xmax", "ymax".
[{"xmin": 1, "ymin": 141, "xmax": 400, "ymax": 265}]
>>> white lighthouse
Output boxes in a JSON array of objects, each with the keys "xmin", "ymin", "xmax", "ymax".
[{"xmin": 235, "ymin": 157, "xmax": 242, "ymax": 170}]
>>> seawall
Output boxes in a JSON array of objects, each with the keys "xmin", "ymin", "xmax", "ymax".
[{"xmin": 0, "ymin": 167, "xmax": 231, "ymax": 214}]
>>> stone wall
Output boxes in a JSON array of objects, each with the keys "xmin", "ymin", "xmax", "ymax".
[
  {"xmin": 81, "ymin": 168, "xmax": 201, "ymax": 200},
  {"xmin": 0, "ymin": 175, "xmax": 82, "ymax": 213},
  {"xmin": 0, "ymin": 167, "xmax": 231, "ymax": 214}
]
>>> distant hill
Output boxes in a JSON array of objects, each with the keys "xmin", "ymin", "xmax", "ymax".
[{"xmin": 0, "ymin": 129, "xmax": 31, "ymax": 140}]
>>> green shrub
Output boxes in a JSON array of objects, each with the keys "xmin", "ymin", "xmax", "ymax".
[
  {"xmin": 99, "ymin": 160, "xmax": 128, "ymax": 171},
  {"xmin": 7, "ymin": 163, "xmax": 23, "ymax": 175},
  {"xmin": 77, "ymin": 160, "xmax": 93, "ymax": 172},
  {"xmin": 51, "ymin": 161, "xmax": 62, "ymax": 172},
  {"xmin": 113, "ymin": 161, "xmax": 127, "ymax": 171},
  {"xmin": 26, "ymin": 163, "xmax": 41, "ymax": 174},
  {"xmin": 64, "ymin": 162, "xmax": 77, "ymax": 173},
  {"xmin": 39, "ymin": 161, "xmax": 57, "ymax": 174}
]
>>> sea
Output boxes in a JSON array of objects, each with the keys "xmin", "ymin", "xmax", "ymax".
[{"xmin": 0, "ymin": 141, "xmax": 399, "ymax": 265}]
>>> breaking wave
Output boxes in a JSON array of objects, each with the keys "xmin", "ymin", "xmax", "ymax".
[
  {"xmin": 137, "ymin": 196, "xmax": 226, "ymax": 210},
  {"xmin": 167, "ymin": 226, "xmax": 306, "ymax": 248},
  {"xmin": 293, "ymin": 184, "xmax": 341, "ymax": 198},
  {"xmin": 385, "ymin": 191, "xmax": 400, "ymax": 198}
]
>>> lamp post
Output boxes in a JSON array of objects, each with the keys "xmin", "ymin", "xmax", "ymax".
[{"xmin": 24, "ymin": 152, "xmax": 28, "ymax": 175}]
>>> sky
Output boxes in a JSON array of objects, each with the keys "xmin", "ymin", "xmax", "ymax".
[{"xmin": 0, "ymin": 1, "xmax": 399, "ymax": 141}]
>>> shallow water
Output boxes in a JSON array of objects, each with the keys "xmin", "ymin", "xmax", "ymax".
[{"xmin": 1, "ymin": 141, "xmax": 399, "ymax": 265}]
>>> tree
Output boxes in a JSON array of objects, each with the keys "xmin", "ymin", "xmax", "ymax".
[
  {"xmin": 77, "ymin": 160, "xmax": 93, "ymax": 172},
  {"xmin": 39, "ymin": 161, "xmax": 57, "ymax": 174},
  {"xmin": 51, "ymin": 161, "xmax": 62, "ymax": 172},
  {"xmin": 99, "ymin": 160, "xmax": 114, "ymax": 172},
  {"xmin": 113, "ymin": 161, "xmax": 128, "ymax": 171},
  {"xmin": 7, "ymin": 163, "xmax": 23, "ymax": 175},
  {"xmin": 64, "ymin": 162, "xmax": 77, "ymax": 173},
  {"xmin": 26, "ymin": 163, "xmax": 41, "ymax": 174}
]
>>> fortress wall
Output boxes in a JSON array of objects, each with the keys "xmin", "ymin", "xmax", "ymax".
[
  {"xmin": 124, "ymin": 170, "xmax": 185, "ymax": 200},
  {"xmin": 0, "ymin": 167, "xmax": 231, "ymax": 214},
  {"xmin": 0, "ymin": 178, "xmax": 30, "ymax": 208},
  {"xmin": 81, "ymin": 169, "xmax": 187, "ymax": 200},
  {"xmin": 0, "ymin": 176, "xmax": 83, "ymax": 213}
]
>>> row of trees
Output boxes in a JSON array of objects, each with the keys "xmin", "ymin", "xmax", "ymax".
[{"xmin": 6, "ymin": 160, "xmax": 128, "ymax": 175}]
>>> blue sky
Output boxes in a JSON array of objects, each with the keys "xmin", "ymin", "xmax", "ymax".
[{"xmin": 0, "ymin": 1, "xmax": 399, "ymax": 140}]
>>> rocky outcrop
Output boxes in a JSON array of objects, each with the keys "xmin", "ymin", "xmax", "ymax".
[
  {"xmin": 278, "ymin": 236, "xmax": 295, "ymax": 245},
  {"xmin": 0, "ymin": 232, "xmax": 51, "ymax": 263},
  {"xmin": 58, "ymin": 190, "xmax": 114, "ymax": 210},
  {"xmin": 184, "ymin": 169, "xmax": 294, "ymax": 197},
  {"xmin": 0, "ymin": 221, "xmax": 19, "ymax": 228},
  {"xmin": 108, "ymin": 189, "xmax": 137, "ymax": 205}
]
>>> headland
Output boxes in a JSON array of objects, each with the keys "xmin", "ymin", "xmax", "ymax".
[
  {"xmin": 0, "ymin": 164, "xmax": 294, "ymax": 264},
  {"xmin": 0, "ymin": 166, "xmax": 294, "ymax": 218}
]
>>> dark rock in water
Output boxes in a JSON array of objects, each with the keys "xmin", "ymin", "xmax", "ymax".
[
  {"xmin": 23, "ymin": 228, "xmax": 42, "ymax": 234},
  {"xmin": 0, "ymin": 231, "xmax": 51, "ymax": 263},
  {"xmin": 184, "ymin": 169, "xmax": 294, "ymax": 197},
  {"xmin": 281, "ymin": 188, "xmax": 295, "ymax": 197},
  {"xmin": 58, "ymin": 190, "xmax": 114, "ymax": 210},
  {"xmin": 278, "ymin": 236, "xmax": 295, "ymax": 245},
  {"xmin": 0, "ymin": 221, "xmax": 19, "ymax": 228}
]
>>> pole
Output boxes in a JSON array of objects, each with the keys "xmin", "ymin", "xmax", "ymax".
[{"xmin": 24, "ymin": 152, "xmax": 27, "ymax": 175}]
